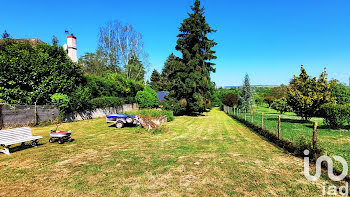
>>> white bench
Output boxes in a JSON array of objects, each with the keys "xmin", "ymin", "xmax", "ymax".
[{"xmin": 0, "ymin": 127, "xmax": 42, "ymax": 155}]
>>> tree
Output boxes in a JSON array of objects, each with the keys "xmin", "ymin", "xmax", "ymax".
[
  {"xmin": 0, "ymin": 39, "xmax": 84, "ymax": 105},
  {"xmin": 1, "ymin": 30, "xmax": 10, "ymax": 39},
  {"xmin": 150, "ymin": 69, "xmax": 162, "ymax": 91},
  {"xmin": 271, "ymin": 98, "xmax": 292, "ymax": 114},
  {"xmin": 241, "ymin": 74, "xmax": 252, "ymax": 111},
  {"xmin": 98, "ymin": 20, "xmax": 147, "ymax": 79},
  {"xmin": 262, "ymin": 85, "xmax": 288, "ymax": 110},
  {"xmin": 135, "ymin": 87, "xmax": 160, "ymax": 108},
  {"xmin": 287, "ymin": 65, "xmax": 335, "ymax": 120},
  {"xmin": 330, "ymin": 80, "xmax": 350, "ymax": 105},
  {"xmin": 123, "ymin": 55, "xmax": 145, "ymax": 82},
  {"xmin": 78, "ymin": 51, "xmax": 112, "ymax": 77},
  {"xmin": 160, "ymin": 53, "xmax": 176, "ymax": 90},
  {"xmin": 165, "ymin": 0, "xmax": 217, "ymax": 115},
  {"xmin": 51, "ymin": 35, "xmax": 59, "ymax": 46},
  {"xmin": 223, "ymin": 93, "xmax": 239, "ymax": 107}
]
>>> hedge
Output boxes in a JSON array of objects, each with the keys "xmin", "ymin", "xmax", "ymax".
[
  {"xmin": 90, "ymin": 96, "xmax": 124, "ymax": 109},
  {"xmin": 135, "ymin": 87, "xmax": 159, "ymax": 108},
  {"xmin": 321, "ymin": 103, "xmax": 350, "ymax": 128}
]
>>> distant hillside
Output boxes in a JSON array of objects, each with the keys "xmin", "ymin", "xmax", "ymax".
[{"xmin": 222, "ymin": 85, "xmax": 278, "ymax": 89}]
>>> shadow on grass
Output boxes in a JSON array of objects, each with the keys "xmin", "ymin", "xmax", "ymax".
[
  {"xmin": 266, "ymin": 117, "xmax": 310, "ymax": 124},
  {"xmin": 305, "ymin": 124, "xmax": 350, "ymax": 130},
  {"xmin": 8, "ymin": 143, "xmax": 45, "ymax": 154}
]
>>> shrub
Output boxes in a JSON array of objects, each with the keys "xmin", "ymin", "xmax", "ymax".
[
  {"xmin": 90, "ymin": 96, "xmax": 123, "ymax": 109},
  {"xmin": 0, "ymin": 39, "xmax": 84, "ymax": 105},
  {"xmin": 162, "ymin": 96, "xmax": 186, "ymax": 115},
  {"xmin": 271, "ymin": 98, "xmax": 292, "ymax": 114},
  {"xmin": 85, "ymin": 73, "xmax": 144, "ymax": 103},
  {"xmin": 69, "ymin": 86, "xmax": 92, "ymax": 113},
  {"xmin": 222, "ymin": 93, "xmax": 239, "ymax": 107},
  {"xmin": 135, "ymin": 87, "xmax": 159, "ymax": 108},
  {"xmin": 321, "ymin": 103, "xmax": 350, "ymax": 128},
  {"xmin": 51, "ymin": 93, "xmax": 70, "ymax": 119}
]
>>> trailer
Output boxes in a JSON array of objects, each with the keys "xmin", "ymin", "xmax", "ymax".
[{"xmin": 106, "ymin": 114, "xmax": 139, "ymax": 128}]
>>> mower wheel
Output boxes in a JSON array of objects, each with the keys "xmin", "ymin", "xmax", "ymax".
[
  {"xmin": 49, "ymin": 138, "xmax": 55, "ymax": 143},
  {"xmin": 58, "ymin": 138, "xmax": 65, "ymax": 144}
]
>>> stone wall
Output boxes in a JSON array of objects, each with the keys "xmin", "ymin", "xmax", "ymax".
[
  {"xmin": 0, "ymin": 103, "xmax": 139, "ymax": 128},
  {"xmin": 0, "ymin": 104, "xmax": 58, "ymax": 128},
  {"xmin": 65, "ymin": 103, "xmax": 139, "ymax": 121}
]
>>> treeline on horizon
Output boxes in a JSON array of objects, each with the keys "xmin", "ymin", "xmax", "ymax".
[{"xmin": 216, "ymin": 66, "xmax": 350, "ymax": 129}]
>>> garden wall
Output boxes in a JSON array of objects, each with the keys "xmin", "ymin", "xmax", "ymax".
[
  {"xmin": 0, "ymin": 104, "xmax": 58, "ymax": 128},
  {"xmin": 64, "ymin": 103, "xmax": 139, "ymax": 121},
  {"xmin": 0, "ymin": 103, "xmax": 139, "ymax": 128}
]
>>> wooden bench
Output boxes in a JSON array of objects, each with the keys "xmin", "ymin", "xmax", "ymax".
[{"xmin": 0, "ymin": 127, "xmax": 42, "ymax": 155}]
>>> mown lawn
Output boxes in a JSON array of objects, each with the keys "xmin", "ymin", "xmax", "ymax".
[
  {"xmin": 0, "ymin": 108, "xmax": 338, "ymax": 196},
  {"xmin": 235, "ymin": 105, "xmax": 350, "ymax": 173}
]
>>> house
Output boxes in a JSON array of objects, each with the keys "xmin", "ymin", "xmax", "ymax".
[
  {"xmin": 156, "ymin": 91, "xmax": 169, "ymax": 102},
  {"xmin": 63, "ymin": 34, "xmax": 77, "ymax": 63},
  {"xmin": 1, "ymin": 34, "xmax": 77, "ymax": 63}
]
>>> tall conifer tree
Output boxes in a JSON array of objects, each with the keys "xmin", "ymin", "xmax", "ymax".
[
  {"xmin": 167, "ymin": 0, "xmax": 217, "ymax": 115},
  {"xmin": 241, "ymin": 74, "xmax": 252, "ymax": 111}
]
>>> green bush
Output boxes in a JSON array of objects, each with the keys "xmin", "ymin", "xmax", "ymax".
[
  {"xmin": 321, "ymin": 103, "xmax": 350, "ymax": 128},
  {"xmin": 85, "ymin": 74, "xmax": 144, "ymax": 104},
  {"xmin": 0, "ymin": 39, "xmax": 84, "ymax": 105},
  {"xmin": 271, "ymin": 98, "xmax": 292, "ymax": 114},
  {"xmin": 135, "ymin": 87, "xmax": 159, "ymax": 108},
  {"xmin": 51, "ymin": 93, "xmax": 70, "ymax": 119},
  {"xmin": 90, "ymin": 96, "xmax": 123, "ymax": 109}
]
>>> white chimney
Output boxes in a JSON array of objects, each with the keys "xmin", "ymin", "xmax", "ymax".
[{"xmin": 66, "ymin": 34, "xmax": 77, "ymax": 63}]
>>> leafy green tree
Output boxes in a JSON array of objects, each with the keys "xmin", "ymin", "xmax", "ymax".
[
  {"xmin": 330, "ymin": 80, "xmax": 350, "ymax": 105},
  {"xmin": 287, "ymin": 65, "xmax": 335, "ymax": 120},
  {"xmin": 166, "ymin": 0, "xmax": 217, "ymax": 115},
  {"xmin": 150, "ymin": 69, "xmax": 162, "ymax": 91},
  {"xmin": 223, "ymin": 93, "xmax": 239, "ymax": 107},
  {"xmin": 79, "ymin": 51, "xmax": 112, "ymax": 77},
  {"xmin": 51, "ymin": 93, "xmax": 70, "ymax": 119},
  {"xmin": 135, "ymin": 87, "xmax": 159, "ymax": 108},
  {"xmin": 241, "ymin": 74, "xmax": 252, "ymax": 111},
  {"xmin": 271, "ymin": 98, "xmax": 292, "ymax": 114},
  {"xmin": 0, "ymin": 39, "xmax": 85, "ymax": 105},
  {"xmin": 124, "ymin": 55, "xmax": 145, "ymax": 82},
  {"xmin": 261, "ymin": 85, "xmax": 288, "ymax": 109}
]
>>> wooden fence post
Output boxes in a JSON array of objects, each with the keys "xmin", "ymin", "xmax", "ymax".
[
  {"xmin": 277, "ymin": 115, "xmax": 281, "ymax": 139},
  {"xmin": 313, "ymin": 122, "xmax": 318, "ymax": 150},
  {"xmin": 261, "ymin": 112, "xmax": 264, "ymax": 128},
  {"xmin": 251, "ymin": 111, "xmax": 253, "ymax": 123}
]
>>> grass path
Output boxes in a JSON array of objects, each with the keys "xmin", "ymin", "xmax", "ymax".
[{"xmin": 0, "ymin": 108, "xmax": 336, "ymax": 196}]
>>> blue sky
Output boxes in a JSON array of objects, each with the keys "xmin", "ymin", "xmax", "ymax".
[{"xmin": 1, "ymin": 0, "xmax": 349, "ymax": 87}]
